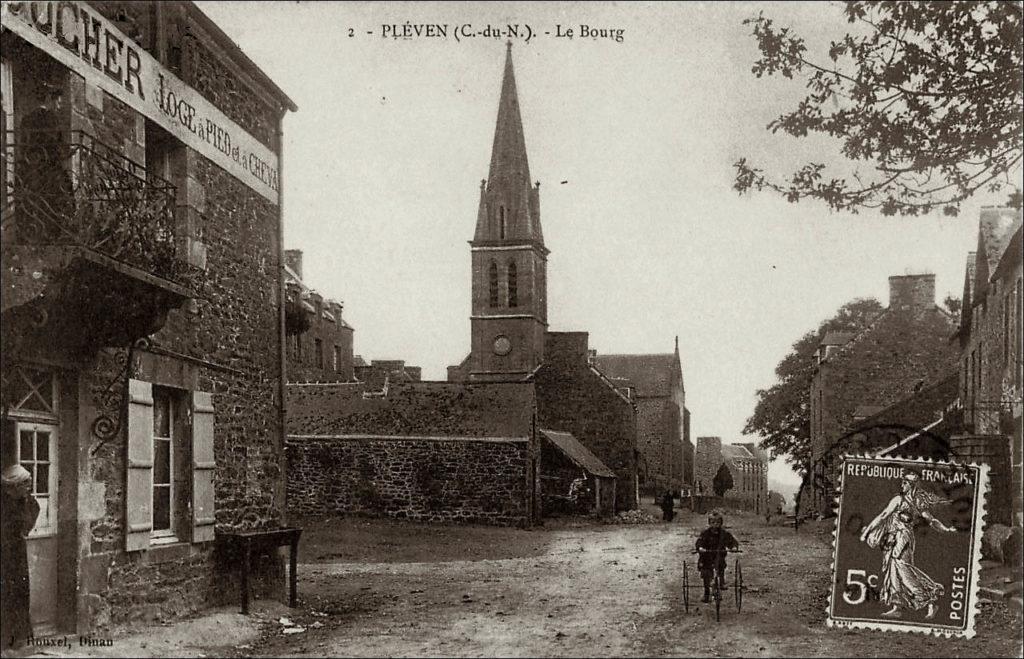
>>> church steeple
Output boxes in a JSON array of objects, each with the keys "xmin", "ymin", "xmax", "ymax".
[
  {"xmin": 466, "ymin": 45, "xmax": 549, "ymax": 381},
  {"xmin": 474, "ymin": 44, "xmax": 544, "ymax": 248}
]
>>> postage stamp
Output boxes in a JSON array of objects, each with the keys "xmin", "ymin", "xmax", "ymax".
[{"xmin": 827, "ymin": 455, "xmax": 989, "ymax": 638}]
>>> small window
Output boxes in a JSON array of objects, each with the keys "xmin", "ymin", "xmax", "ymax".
[
  {"xmin": 488, "ymin": 261, "xmax": 499, "ymax": 307},
  {"xmin": 315, "ymin": 338, "xmax": 324, "ymax": 370},
  {"xmin": 499, "ymin": 206, "xmax": 506, "ymax": 240},
  {"xmin": 507, "ymin": 260, "xmax": 518, "ymax": 308},
  {"xmin": 145, "ymin": 120, "xmax": 177, "ymax": 182},
  {"xmin": 334, "ymin": 345, "xmax": 342, "ymax": 373}
]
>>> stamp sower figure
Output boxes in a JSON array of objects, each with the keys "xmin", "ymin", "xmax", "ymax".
[
  {"xmin": 695, "ymin": 511, "xmax": 739, "ymax": 603},
  {"xmin": 661, "ymin": 490, "xmax": 675, "ymax": 522},
  {"xmin": 1, "ymin": 464, "xmax": 41, "ymax": 651},
  {"xmin": 859, "ymin": 471, "xmax": 955, "ymax": 619}
]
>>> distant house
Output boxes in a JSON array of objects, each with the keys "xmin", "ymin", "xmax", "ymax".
[
  {"xmin": 951, "ymin": 207, "xmax": 1022, "ymax": 527},
  {"xmin": 592, "ymin": 338, "xmax": 693, "ymax": 496},
  {"xmin": 693, "ymin": 437, "xmax": 768, "ymax": 513},
  {"xmin": 722, "ymin": 443, "xmax": 769, "ymax": 513},
  {"xmin": 284, "ymin": 249, "xmax": 355, "ymax": 382},
  {"xmin": 807, "ymin": 274, "xmax": 959, "ymax": 515}
]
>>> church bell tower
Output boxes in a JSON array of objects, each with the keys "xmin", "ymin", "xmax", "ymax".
[{"xmin": 468, "ymin": 44, "xmax": 548, "ymax": 381}]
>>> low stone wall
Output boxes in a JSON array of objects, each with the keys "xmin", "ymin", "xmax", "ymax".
[{"xmin": 286, "ymin": 436, "xmax": 532, "ymax": 527}]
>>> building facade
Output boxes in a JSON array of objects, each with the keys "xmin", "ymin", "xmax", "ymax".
[
  {"xmin": 807, "ymin": 274, "xmax": 958, "ymax": 514},
  {"xmin": 953, "ymin": 207, "xmax": 1022, "ymax": 527},
  {"xmin": 721, "ymin": 443, "xmax": 768, "ymax": 513},
  {"xmin": 593, "ymin": 339, "xmax": 693, "ymax": 496},
  {"xmin": 1, "ymin": 1, "xmax": 294, "ymax": 632},
  {"xmin": 283, "ymin": 249, "xmax": 354, "ymax": 382}
]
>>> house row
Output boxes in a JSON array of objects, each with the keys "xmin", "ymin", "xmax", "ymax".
[{"xmin": 803, "ymin": 207, "xmax": 1022, "ymax": 538}]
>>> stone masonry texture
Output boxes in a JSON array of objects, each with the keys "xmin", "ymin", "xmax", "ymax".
[{"xmin": 285, "ymin": 381, "xmax": 538, "ymax": 526}]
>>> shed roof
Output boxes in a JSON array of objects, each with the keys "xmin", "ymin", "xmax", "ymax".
[{"xmin": 540, "ymin": 429, "xmax": 617, "ymax": 478}]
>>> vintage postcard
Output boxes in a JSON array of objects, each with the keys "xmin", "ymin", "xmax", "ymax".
[
  {"xmin": 829, "ymin": 456, "xmax": 990, "ymax": 638},
  {"xmin": 1, "ymin": 1, "xmax": 1021, "ymax": 657}
]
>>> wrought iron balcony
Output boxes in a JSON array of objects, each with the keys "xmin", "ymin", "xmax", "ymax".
[
  {"xmin": 1, "ymin": 129, "xmax": 201, "ymax": 357},
  {"xmin": 1, "ymin": 129, "xmax": 197, "ymax": 288}
]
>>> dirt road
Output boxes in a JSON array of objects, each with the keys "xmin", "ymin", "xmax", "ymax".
[{"xmin": 221, "ymin": 507, "xmax": 1019, "ymax": 658}]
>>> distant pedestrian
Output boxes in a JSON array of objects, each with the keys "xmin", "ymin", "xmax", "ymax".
[
  {"xmin": 1, "ymin": 464, "xmax": 40, "ymax": 652},
  {"xmin": 660, "ymin": 491, "xmax": 675, "ymax": 522}
]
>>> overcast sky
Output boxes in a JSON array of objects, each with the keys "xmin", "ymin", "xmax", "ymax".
[{"xmin": 195, "ymin": 1, "xmax": 1011, "ymax": 490}]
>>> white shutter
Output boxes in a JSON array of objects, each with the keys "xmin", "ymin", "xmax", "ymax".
[
  {"xmin": 126, "ymin": 379, "xmax": 154, "ymax": 552},
  {"xmin": 191, "ymin": 391, "xmax": 216, "ymax": 543}
]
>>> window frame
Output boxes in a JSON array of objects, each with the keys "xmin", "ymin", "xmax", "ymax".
[
  {"xmin": 150, "ymin": 386, "xmax": 178, "ymax": 543},
  {"xmin": 16, "ymin": 420, "xmax": 58, "ymax": 539}
]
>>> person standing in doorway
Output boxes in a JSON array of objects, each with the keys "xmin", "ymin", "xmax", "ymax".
[{"xmin": 1, "ymin": 464, "xmax": 40, "ymax": 652}]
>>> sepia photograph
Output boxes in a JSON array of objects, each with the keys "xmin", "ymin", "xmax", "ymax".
[{"xmin": 0, "ymin": 1, "xmax": 1021, "ymax": 657}]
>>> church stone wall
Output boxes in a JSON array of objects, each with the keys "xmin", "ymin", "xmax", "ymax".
[{"xmin": 286, "ymin": 437, "xmax": 532, "ymax": 526}]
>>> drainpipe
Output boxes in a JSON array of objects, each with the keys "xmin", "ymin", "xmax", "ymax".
[{"xmin": 276, "ymin": 112, "xmax": 287, "ymax": 521}]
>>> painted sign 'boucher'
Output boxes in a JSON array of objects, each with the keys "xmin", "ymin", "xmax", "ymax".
[{"xmin": 1, "ymin": 1, "xmax": 281, "ymax": 203}]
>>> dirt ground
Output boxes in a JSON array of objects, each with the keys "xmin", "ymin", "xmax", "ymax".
[
  {"xmin": 231, "ymin": 503, "xmax": 1020, "ymax": 658},
  {"xmin": 26, "ymin": 502, "xmax": 1021, "ymax": 658}
]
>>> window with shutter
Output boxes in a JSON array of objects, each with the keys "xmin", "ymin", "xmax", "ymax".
[
  {"xmin": 126, "ymin": 379, "xmax": 154, "ymax": 552},
  {"xmin": 191, "ymin": 391, "xmax": 216, "ymax": 543}
]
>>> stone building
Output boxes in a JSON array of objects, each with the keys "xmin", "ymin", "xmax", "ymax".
[
  {"xmin": 841, "ymin": 373, "xmax": 959, "ymax": 461},
  {"xmin": 593, "ymin": 339, "xmax": 693, "ymax": 496},
  {"xmin": 952, "ymin": 207, "xmax": 1022, "ymax": 527},
  {"xmin": 283, "ymin": 249, "xmax": 354, "ymax": 382},
  {"xmin": 721, "ymin": 443, "xmax": 768, "ymax": 513},
  {"xmin": 445, "ymin": 45, "xmax": 639, "ymax": 510},
  {"xmin": 693, "ymin": 437, "xmax": 767, "ymax": 511},
  {"xmin": 694, "ymin": 436, "xmax": 723, "ymax": 496},
  {"xmin": 807, "ymin": 274, "xmax": 959, "ymax": 514},
  {"xmin": 0, "ymin": 1, "xmax": 295, "ymax": 632}
]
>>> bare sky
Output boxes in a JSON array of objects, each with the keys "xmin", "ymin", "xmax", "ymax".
[{"xmin": 195, "ymin": 1, "xmax": 1010, "ymax": 490}]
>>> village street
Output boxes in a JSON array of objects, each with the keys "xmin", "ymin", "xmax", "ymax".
[{"xmin": 53, "ymin": 505, "xmax": 1020, "ymax": 659}]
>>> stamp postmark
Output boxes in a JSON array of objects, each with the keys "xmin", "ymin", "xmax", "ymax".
[{"xmin": 827, "ymin": 455, "xmax": 989, "ymax": 638}]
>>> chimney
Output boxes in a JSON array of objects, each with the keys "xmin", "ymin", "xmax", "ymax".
[
  {"xmin": 285, "ymin": 249, "xmax": 303, "ymax": 279},
  {"xmin": 888, "ymin": 274, "xmax": 935, "ymax": 314}
]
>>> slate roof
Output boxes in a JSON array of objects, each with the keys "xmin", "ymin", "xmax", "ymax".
[
  {"xmin": 721, "ymin": 444, "xmax": 752, "ymax": 460},
  {"xmin": 540, "ymin": 429, "xmax": 617, "ymax": 478},
  {"xmin": 591, "ymin": 354, "xmax": 679, "ymax": 398}
]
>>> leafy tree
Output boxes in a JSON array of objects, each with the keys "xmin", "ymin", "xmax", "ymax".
[
  {"xmin": 744, "ymin": 297, "xmax": 885, "ymax": 479},
  {"xmin": 712, "ymin": 463, "xmax": 734, "ymax": 497},
  {"xmin": 943, "ymin": 294, "xmax": 963, "ymax": 317},
  {"xmin": 734, "ymin": 1, "xmax": 1023, "ymax": 216}
]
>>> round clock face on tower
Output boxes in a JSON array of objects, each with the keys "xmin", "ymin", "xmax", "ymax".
[{"xmin": 493, "ymin": 335, "xmax": 512, "ymax": 356}]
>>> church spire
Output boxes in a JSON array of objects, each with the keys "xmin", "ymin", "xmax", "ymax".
[
  {"xmin": 488, "ymin": 42, "xmax": 531, "ymax": 185},
  {"xmin": 474, "ymin": 44, "xmax": 544, "ymax": 247}
]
